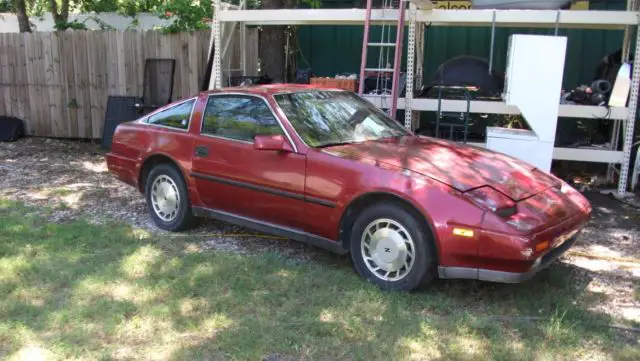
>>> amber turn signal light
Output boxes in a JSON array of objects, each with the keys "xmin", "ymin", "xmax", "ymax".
[
  {"xmin": 535, "ymin": 241, "xmax": 550, "ymax": 252},
  {"xmin": 453, "ymin": 228, "xmax": 474, "ymax": 238}
]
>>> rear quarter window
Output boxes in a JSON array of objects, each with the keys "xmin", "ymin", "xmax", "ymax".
[{"xmin": 146, "ymin": 99, "xmax": 195, "ymax": 130}]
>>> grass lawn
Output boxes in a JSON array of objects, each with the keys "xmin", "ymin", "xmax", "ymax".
[{"xmin": 0, "ymin": 199, "xmax": 638, "ymax": 361}]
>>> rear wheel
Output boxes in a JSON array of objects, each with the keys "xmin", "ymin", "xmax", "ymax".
[
  {"xmin": 349, "ymin": 203, "xmax": 436, "ymax": 291},
  {"xmin": 145, "ymin": 163, "xmax": 195, "ymax": 232}
]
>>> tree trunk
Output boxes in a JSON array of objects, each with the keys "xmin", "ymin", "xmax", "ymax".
[
  {"xmin": 49, "ymin": 0, "xmax": 70, "ymax": 25},
  {"xmin": 259, "ymin": 0, "xmax": 288, "ymax": 82},
  {"xmin": 12, "ymin": 0, "xmax": 31, "ymax": 32}
]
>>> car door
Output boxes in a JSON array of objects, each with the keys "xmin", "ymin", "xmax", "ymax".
[{"xmin": 190, "ymin": 93, "xmax": 308, "ymax": 230}]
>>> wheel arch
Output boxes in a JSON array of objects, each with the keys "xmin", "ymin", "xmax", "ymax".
[
  {"xmin": 338, "ymin": 191, "xmax": 440, "ymax": 262},
  {"xmin": 138, "ymin": 153, "xmax": 187, "ymax": 193}
]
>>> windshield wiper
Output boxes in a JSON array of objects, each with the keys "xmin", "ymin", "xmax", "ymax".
[{"xmin": 315, "ymin": 141, "xmax": 356, "ymax": 148}]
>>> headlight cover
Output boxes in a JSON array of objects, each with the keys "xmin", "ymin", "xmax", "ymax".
[{"xmin": 465, "ymin": 186, "xmax": 517, "ymax": 218}]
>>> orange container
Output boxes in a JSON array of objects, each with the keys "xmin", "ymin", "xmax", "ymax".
[{"xmin": 309, "ymin": 77, "xmax": 358, "ymax": 92}]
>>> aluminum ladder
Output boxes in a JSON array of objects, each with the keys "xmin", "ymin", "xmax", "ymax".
[{"xmin": 358, "ymin": 0, "xmax": 408, "ymax": 118}]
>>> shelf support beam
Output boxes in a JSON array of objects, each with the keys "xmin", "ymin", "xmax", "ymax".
[
  {"xmin": 210, "ymin": 0, "xmax": 223, "ymax": 90},
  {"xmin": 412, "ymin": 20, "xmax": 425, "ymax": 131},
  {"xmin": 617, "ymin": 9, "xmax": 640, "ymax": 196},
  {"xmin": 405, "ymin": 4, "xmax": 417, "ymax": 130},
  {"xmin": 609, "ymin": 0, "xmax": 637, "ymax": 183}
]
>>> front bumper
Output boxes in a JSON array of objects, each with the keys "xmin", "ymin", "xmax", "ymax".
[{"xmin": 438, "ymin": 233, "xmax": 578, "ymax": 283}]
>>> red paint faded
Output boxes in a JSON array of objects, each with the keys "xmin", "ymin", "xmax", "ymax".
[{"xmin": 106, "ymin": 84, "xmax": 592, "ymax": 280}]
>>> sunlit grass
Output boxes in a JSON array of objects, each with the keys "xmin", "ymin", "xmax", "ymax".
[{"xmin": 0, "ymin": 199, "xmax": 638, "ymax": 361}]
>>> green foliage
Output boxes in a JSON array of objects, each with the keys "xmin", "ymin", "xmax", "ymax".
[
  {"xmin": 0, "ymin": 0, "xmax": 12, "ymax": 12},
  {"xmin": 156, "ymin": 0, "xmax": 212, "ymax": 33},
  {"xmin": 302, "ymin": 0, "xmax": 321, "ymax": 8},
  {"xmin": 28, "ymin": 0, "xmax": 49, "ymax": 18},
  {"xmin": 75, "ymin": 0, "xmax": 163, "ymax": 15},
  {"xmin": 76, "ymin": 0, "xmax": 119, "ymax": 13},
  {"xmin": 12, "ymin": 0, "xmax": 317, "ymax": 33},
  {"xmin": 54, "ymin": 19, "xmax": 88, "ymax": 30}
]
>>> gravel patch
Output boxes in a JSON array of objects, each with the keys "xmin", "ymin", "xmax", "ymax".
[
  {"xmin": 0, "ymin": 137, "xmax": 338, "ymax": 264},
  {"xmin": 1, "ymin": 137, "xmax": 638, "ymax": 322}
]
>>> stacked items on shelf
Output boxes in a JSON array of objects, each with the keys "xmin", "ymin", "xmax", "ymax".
[{"xmin": 212, "ymin": 2, "xmax": 640, "ymax": 195}]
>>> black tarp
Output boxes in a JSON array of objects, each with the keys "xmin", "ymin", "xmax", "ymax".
[{"xmin": 420, "ymin": 56, "xmax": 505, "ymax": 98}]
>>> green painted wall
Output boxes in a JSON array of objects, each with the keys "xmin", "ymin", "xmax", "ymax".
[{"xmin": 296, "ymin": 1, "xmax": 629, "ymax": 89}]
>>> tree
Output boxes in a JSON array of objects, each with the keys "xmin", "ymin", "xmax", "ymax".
[
  {"xmin": 259, "ymin": 0, "xmax": 319, "ymax": 82},
  {"xmin": 12, "ymin": 0, "xmax": 31, "ymax": 32},
  {"xmin": 49, "ymin": 0, "xmax": 70, "ymax": 26}
]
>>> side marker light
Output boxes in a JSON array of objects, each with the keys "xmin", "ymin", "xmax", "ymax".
[{"xmin": 453, "ymin": 228, "xmax": 474, "ymax": 237}]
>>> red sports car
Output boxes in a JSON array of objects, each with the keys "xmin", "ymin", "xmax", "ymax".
[{"xmin": 106, "ymin": 84, "xmax": 592, "ymax": 291}]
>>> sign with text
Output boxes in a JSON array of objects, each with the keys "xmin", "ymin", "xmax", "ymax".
[{"xmin": 432, "ymin": 1, "xmax": 589, "ymax": 10}]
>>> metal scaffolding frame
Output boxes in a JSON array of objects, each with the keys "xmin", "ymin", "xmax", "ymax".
[{"xmin": 211, "ymin": 1, "xmax": 640, "ymax": 196}]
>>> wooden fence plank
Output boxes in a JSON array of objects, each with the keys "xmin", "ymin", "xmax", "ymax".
[
  {"xmin": 86, "ymin": 31, "xmax": 98, "ymax": 138},
  {"xmin": 187, "ymin": 31, "xmax": 199, "ymax": 96},
  {"xmin": 116, "ymin": 31, "xmax": 126, "ymax": 95},
  {"xmin": 93, "ymin": 32, "xmax": 109, "ymax": 139},
  {"xmin": 14, "ymin": 33, "xmax": 28, "ymax": 123},
  {"xmin": 73, "ymin": 31, "xmax": 91, "ymax": 138},
  {"xmin": 247, "ymin": 28, "xmax": 259, "ymax": 76},
  {"xmin": 25, "ymin": 33, "xmax": 46, "ymax": 136},
  {"xmin": 106, "ymin": 31, "xmax": 118, "ymax": 97},
  {"xmin": 0, "ymin": 30, "xmax": 237, "ymax": 139},
  {"xmin": 0, "ymin": 34, "xmax": 8, "ymax": 116},
  {"xmin": 46, "ymin": 32, "xmax": 65, "ymax": 137},
  {"xmin": 61, "ymin": 31, "xmax": 78, "ymax": 138},
  {"xmin": 0, "ymin": 34, "xmax": 7, "ymax": 116},
  {"xmin": 42, "ymin": 32, "xmax": 53, "ymax": 135},
  {"xmin": 177, "ymin": 32, "xmax": 188, "ymax": 100},
  {"xmin": 122, "ymin": 31, "xmax": 135, "ymax": 96},
  {"xmin": 35, "ymin": 33, "xmax": 49, "ymax": 136},
  {"xmin": 10, "ymin": 34, "xmax": 21, "ymax": 122},
  {"xmin": 3, "ymin": 33, "xmax": 16, "ymax": 118},
  {"xmin": 132, "ymin": 30, "xmax": 144, "ymax": 96}
]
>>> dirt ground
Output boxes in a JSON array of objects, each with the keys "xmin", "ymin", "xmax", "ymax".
[{"xmin": 1, "ymin": 137, "xmax": 638, "ymax": 325}]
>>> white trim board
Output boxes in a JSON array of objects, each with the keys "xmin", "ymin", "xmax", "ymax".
[
  {"xmin": 363, "ymin": 96, "xmax": 629, "ymax": 120},
  {"xmin": 467, "ymin": 142, "xmax": 624, "ymax": 163},
  {"xmin": 218, "ymin": 9, "xmax": 638, "ymax": 29}
]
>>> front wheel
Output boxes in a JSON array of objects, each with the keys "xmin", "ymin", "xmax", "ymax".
[
  {"xmin": 144, "ymin": 163, "xmax": 196, "ymax": 232},
  {"xmin": 349, "ymin": 203, "xmax": 436, "ymax": 291}
]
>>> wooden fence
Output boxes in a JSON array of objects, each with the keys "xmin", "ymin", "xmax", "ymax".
[{"xmin": 0, "ymin": 30, "xmax": 213, "ymax": 139}]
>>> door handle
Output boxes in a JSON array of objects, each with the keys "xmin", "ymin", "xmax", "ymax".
[{"xmin": 195, "ymin": 146, "xmax": 209, "ymax": 157}]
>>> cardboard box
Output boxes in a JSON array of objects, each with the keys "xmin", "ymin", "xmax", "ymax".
[{"xmin": 310, "ymin": 78, "xmax": 357, "ymax": 92}]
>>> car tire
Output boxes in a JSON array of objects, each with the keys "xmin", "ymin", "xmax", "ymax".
[
  {"xmin": 144, "ymin": 163, "xmax": 196, "ymax": 232},
  {"xmin": 349, "ymin": 203, "xmax": 436, "ymax": 291}
]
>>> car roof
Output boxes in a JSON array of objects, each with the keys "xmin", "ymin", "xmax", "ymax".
[{"xmin": 199, "ymin": 83, "xmax": 350, "ymax": 97}]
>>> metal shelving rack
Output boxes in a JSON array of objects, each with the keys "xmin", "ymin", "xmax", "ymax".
[{"xmin": 211, "ymin": 0, "xmax": 640, "ymax": 196}]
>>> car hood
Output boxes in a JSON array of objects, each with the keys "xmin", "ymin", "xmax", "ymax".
[{"xmin": 321, "ymin": 136, "xmax": 560, "ymax": 201}]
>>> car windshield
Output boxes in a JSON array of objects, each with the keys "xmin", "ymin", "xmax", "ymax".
[{"xmin": 273, "ymin": 90, "xmax": 410, "ymax": 148}]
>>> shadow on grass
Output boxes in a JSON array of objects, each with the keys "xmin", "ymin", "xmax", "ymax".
[{"xmin": 0, "ymin": 200, "xmax": 637, "ymax": 361}]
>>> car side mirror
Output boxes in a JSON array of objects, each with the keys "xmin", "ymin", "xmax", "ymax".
[{"xmin": 254, "ymin": 134, "xmax": 293, "ymax": 153}]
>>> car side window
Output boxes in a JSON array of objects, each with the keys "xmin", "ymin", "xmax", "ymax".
[
  {"xmin": 147, "ymin": 99, "xmax": 195, "ymax": 130},
  {"xmin": 201, "ymin": 95, "xmax": 283, "ymax": 142}
]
